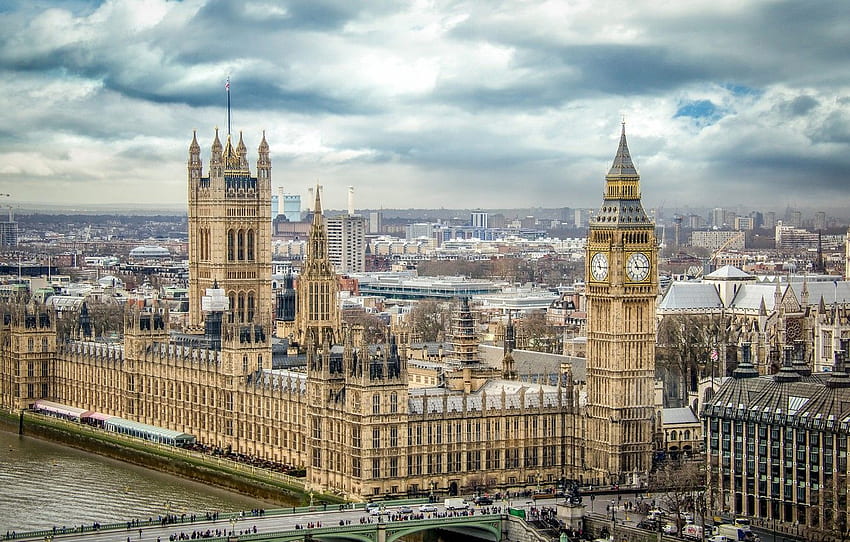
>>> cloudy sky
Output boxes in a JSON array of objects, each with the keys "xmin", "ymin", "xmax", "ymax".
[{"xmin": 1, "ymin": 0, "xmax": 849, "ymax": 213}]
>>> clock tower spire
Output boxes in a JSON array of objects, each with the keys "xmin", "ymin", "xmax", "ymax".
[{"xmin": 585, "ymin": 123, "xmax": 657, "ymax": 484}]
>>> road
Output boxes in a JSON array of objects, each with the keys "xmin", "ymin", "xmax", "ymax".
[{"xmin": 12, "ymin": 502, "xmax": 506, "ymax": 542}]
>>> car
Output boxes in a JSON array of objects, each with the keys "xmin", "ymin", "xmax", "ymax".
[
  {"xmin": 397, "ymin": 506, "xmax": 413, "ymax": 514},
  {"xmin": 663, "ymin": 523, "xmax": 678, "ymax": 535},
  {"xmin": 365, "ymin": 502, "xmax": 380, "ymax": 512},
  {"xmin": 636, "ymin": 519, "xmax": 658, "ymax": 531},
  {"xmin": 473, "ymin": 495, "xmax": 493, "ymax": 505},
  {"xmin": 419, "ymin": 504, "xmax": 438, "ymax": 513}
]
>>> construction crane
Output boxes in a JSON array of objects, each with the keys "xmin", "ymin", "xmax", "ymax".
[{"xmin": 710, "ymin": 231, "xmax": 745, "ymax": 268}]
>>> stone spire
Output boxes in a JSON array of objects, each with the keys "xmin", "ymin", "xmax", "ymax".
[
  {"xmin": 607, "ymin": 122, "xmax": 638, "ymax": 176},
  {"xmin": 594, "ymin": 122, "xmax": 650, "ymax": 227},
  {"xmin": 236, "ymin": 131, "xmax": 248, "ymax": 169}
]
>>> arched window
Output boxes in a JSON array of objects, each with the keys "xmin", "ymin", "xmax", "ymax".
[
  {"xmin": 27, "ymin": 337, "xmax": 33, "ymax": 352},
  {"xmin": 684, "ymin": 429, "xmax": 691, "ymax": 440},
  {"xmin": 247, "ymin": 292, "xmax": 255, "ymax": 322},
  {"xmin": 670, "ymin": 430, "xmax": 678, "ymax": 441},
  {"xmin": 227, "ymin": 230, "xmax": 235, "ymax": 261},
  {"xmin": 228, "ymin": 293, "xmax": 236, "ymax": 322},
  {"xmin": 242, "ymin": 354, "xmax": 248, "ymax": 373},
  {"xmin": 238, "ymin": 293, "xmax": 246, "ymax": 322},
  {"xmin": 390, "ymin": 392, "xmax": 398, "ymax": 413},
  {"xmin": 372, "ymin": 394, "xmax": 381, "ymax": 415},
  {"xmin": 237, "ymin": 229, "xmax": 245, "ymax": 260},
  {"xmin": 247, "ymin": 229, "xmax": 254, "ymax": 261},
  {"xmin": 42, "ymin": 337, "xmax": 48, "ymax": 352}
]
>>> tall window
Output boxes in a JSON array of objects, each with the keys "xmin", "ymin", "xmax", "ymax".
[
  {"xmin": 247, "ymin": 293, "xmax": 255, "ymax": 322},
  {"xmin": 372, "ymin": 394, "xmax": 381, "ymax": 414},
  {"xmin": 237, "ymin": 229, "xmax": 245, "ymax": 260},
  {"xmin": 247, "ymin": 229, "xmax": 255, "ymax": 261},
  {"xmin": 390, "ymin": 392, "xmax": 398, "ymax": 413},
  {"xmin": 227, "ymin": 230, "xmax": 235, "ymax": 261}
]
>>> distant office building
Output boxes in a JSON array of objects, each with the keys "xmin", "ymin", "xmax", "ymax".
[
  {"xmin": 790, "ymin": 209, "xmax": 802, "ymax": 228},
  {"xmin": 686, "ymin": 214, "xmax": 704, "ymax": 229},
  {"xmin": 690, "ymin": 230, "xmax": 745, "ymax": 251},
  {"xmin": 489, "ymin": 213, "xmax": 507, "ymax": 229},
  {"xmin": 405, "ymin": 223, "xmax": 435, "ymax": 240},
  {"xmin": 814, "ymin": 211, "xmax": 827, "ymax": 231},
  {"xmin": 327, "ymin": 214, "xmax": 366, "ymax": 273},
  {"xmin": 283, "ymin": 195, "xmax": 301, "ymax": 222},
  {"xmin": 750, "ymin": 211, "xmax": 763, "ymax": 229},
  {"xmin": 470, "ymin": 211, "xmax": 488, "ymax": 229},
  {"xmin": 711, "ymin": 207, "xmax": 726, "ymax": 228},
  {"xmin": 734, "ymin": 216, "xmax": 754, "ymax": 231},
  {"xmin": 368, "ymin": 211, "xmax": 383, "ymax": 234},
  {"xmin": 764, "ymin": 211, "xmax": 776, "ymax": 230},
  {"xmin": 0, "ymin": 220, "xmax": 18, "ymax": 247},
  {"xmin": 775, "ymin": 221, "xmax": 817, "ymax": 250}
]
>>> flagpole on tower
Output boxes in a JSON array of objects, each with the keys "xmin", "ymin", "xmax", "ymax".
[{"xmin": 225, "ymin": 76, "xmax": 231, "ymax": 136}]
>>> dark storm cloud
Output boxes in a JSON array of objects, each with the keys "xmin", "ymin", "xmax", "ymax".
[{"xmin": 1, "ymin": 0, "xmax": 849, "ymax": 210}]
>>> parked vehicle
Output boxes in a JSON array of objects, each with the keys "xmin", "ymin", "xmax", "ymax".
[
  {"xmin": 715, "ymin": 524, "xmax": 760, "ymax": 542},
  {"xmin": 682, "ymin": 524, "xmax": 706, "ymax": 541},
  {"xmin": 444, "ymin": 498, "xmax": 468, "ymax": 510}
]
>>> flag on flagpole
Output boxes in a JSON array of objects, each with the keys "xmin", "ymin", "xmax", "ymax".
[{"xmin": 225, "ymin": 77, "xmax": 230, "ymax": 91}]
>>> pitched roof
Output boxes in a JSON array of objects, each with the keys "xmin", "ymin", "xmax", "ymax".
[
  {"xmin": 658, "ymin": 282, "xmax": 723, "ymax": 311},
  {"xmin": 705, "ymin": 265, "xmax": 753, "ymax": 280}
]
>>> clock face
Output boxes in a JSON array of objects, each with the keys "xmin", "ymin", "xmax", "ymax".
[
  {"xmin": 626, "ymin": 252, "xmax": 651, "ymax": 282},
  {"xmin": 590, "ymin": 252, "xmax": 609, "ymax": 281}
]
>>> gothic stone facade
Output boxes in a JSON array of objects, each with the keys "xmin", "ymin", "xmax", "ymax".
[{"xmin": 0, "ymin": 128, "xmax": 653, "ymax": 498}]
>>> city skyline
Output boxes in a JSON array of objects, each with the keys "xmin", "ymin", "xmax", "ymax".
[{"xmin": 2, "ymin": 1, "xmax": 849, "ymax": 211}]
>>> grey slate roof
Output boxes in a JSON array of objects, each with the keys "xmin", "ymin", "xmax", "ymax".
[
  {"xmin": 658, "ymin": 282, "xmax": 723, "ymax": 311},
  {"xmin": 662, "ymin": 406, "xmax": 700, "ymax": 425},
  {"xmin": 408, "ymin": 379, "xmax": 568, "ymax": 415},
  {"xmin": 703, "ymin": 371, "xmax": 850, "ymax": 430},
  {"xmin": 705, "ymin": 265, "xmax": 754, "ymax": 280}
]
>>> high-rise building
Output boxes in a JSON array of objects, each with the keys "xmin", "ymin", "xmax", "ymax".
[
  {"xmin": 187, "ymin": 129, "xmax": 272, "ymax": 329},
  {"xmin": 470, "ymin": 211, "xmax": 488, "ymax": 229},
  {"xmin": 711, "ymin": 207, "xmax": 726, "ymax": 228},
  {"xmin": 584, "ymin": 123, "xmax": 657, "ymax": 483},
  {"xmin": 327, "ymin": 212, "xmax": 366, "ymax": 274},
  {"xmin": 814, "ymin": 211, "xmax": 827, "ymax": 231},
  {"xmin": 368, "ymin": 211, "xmax": 383, "ymax": 234},
  {"xmin": 0, "ymin": 220, "xmax": 18, "ymax": 247}
]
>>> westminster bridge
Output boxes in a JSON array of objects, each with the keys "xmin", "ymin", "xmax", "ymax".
[{"xmin": 3, "ymin": 504, "xmax": 524, "ymax": 542}]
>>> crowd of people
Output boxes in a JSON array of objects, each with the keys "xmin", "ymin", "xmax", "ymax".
[{"xmin": 183, "ymin": 443, "xmax": 303, "ymax": 476}]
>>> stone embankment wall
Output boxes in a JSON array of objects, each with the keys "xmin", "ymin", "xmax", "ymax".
[{"xmin": 0, "ymin": 410, "xmax": 325, "ymax": 506}]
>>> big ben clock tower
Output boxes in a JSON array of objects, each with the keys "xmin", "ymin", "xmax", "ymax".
[{"xmin": 585, "ymin": 123, "xmax": 657, "ymax": 484}]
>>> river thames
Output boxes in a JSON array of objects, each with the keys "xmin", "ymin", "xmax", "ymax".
[{"xmin": 0, "ymin": 428, "xmax": 274, "ymax": 533}]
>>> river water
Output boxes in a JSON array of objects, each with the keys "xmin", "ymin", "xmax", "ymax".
[{"xmin": 0, "ymin": 428, "xmax": 273, "ymax": 533}]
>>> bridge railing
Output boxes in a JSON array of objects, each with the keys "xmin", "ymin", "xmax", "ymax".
[{"xmin": 3, "ymin": 499, "xmax": 441, "ymax": 541}]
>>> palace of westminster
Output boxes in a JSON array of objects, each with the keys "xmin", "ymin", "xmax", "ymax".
[{"xmin": 4, "ymin": 121, "xmax": 850, "ymax": 534}]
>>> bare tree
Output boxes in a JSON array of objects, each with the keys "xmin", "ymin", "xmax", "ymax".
[
  {"xmin": 649, "ymin": 461, "xmax": 705, "ymax": 537},
  {"xmin": 407, "ymin": 299, "xmax": 451, "ymax": 342},
  {"xmin": 516, "ymin": 311, "xmax": 560, "ymax": 353},
  {"xmin": 656, "ymin": 313, "xmax": 733, "ymax": 402},
  {"xmin": 342, "ymin": 309, "xmax": 388, "ymax": 344}
]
